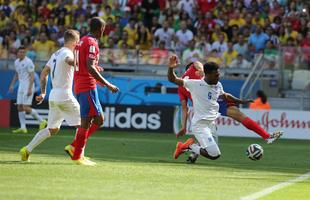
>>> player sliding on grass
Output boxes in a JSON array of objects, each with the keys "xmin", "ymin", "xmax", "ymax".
[
  {"xmin": 177, "ymin": 61, "xmax": 283, "ymax": 163},
  {"xmin": 64, "ymin": 17, "xmax": 119, "ymax": 166},
  {"xmin": 168, "ymin": 55, "xmax": 258, "ymax": 161},
  {"xmin": 19, "ymin": 30, "xmax": 81, "ymax": 162}
]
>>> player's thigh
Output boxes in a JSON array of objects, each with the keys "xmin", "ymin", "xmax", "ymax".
[
  {"xmin": 76, "ymin": 89, "xmax": 103, "ymax": 118},
  {"xmin": 47, "ymin": 101, "xmax": 64, "ymax": 129},
  {"xmin": 192, "ymin": 121, "xmax": 221, "ymax": 157},
  {"xmin": 61, "ymin": 99, "xmax": 81, "ymax": 126}
]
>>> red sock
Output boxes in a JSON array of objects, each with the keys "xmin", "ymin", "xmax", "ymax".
[
  {"xmin": 242, "ymin": 117, "xmax": 270, "ymax": 140},
  {"xmin": 71, "ymin": 129, "xmax": 78, "ymax": 148},
  {"xmin": 72, "ymin": 127, "xmax": 89, "ymax": 160},
  {"xmin": 86, "ymin": 123, "xmax": 99, "ymax": 139}
]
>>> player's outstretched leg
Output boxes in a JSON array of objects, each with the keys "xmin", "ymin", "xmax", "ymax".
[
  {"xmin": 173, "ymin": 138, "xmax": 195, "ymax": 159},
  {"xmin": 19, "ymin": 128, "xmax": 52, "ymax": 161},
  {"xmin": 266, "ymin": 131, "xmax": 284, "ymax": 144}
]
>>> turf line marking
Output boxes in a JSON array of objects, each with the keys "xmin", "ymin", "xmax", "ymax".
[{"xmin": 240, "ymin": 172, "xmax": 310, "ymax": 200}]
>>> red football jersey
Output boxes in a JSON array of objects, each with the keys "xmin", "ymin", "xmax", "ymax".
[
  {"xmin": 74, "ymin": 35, "xmax": 99, "ymax": 94},
  {"xmin": 177, "ymin": 64, "xmax": 201, "ymax": 102}
]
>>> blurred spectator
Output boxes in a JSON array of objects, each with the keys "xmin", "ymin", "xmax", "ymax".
[
  {"xmin": 154, "ymin": 20, "xmax": 175, "ymax": 49},
  {"xmin": 206, "ymin": 49, "xmax": 222, "ymax": 66},
  {"xmin": 141, "ymin": 0, "xmax": 160, "ymax": 29},
  {"xmin": 264, "ymin": 40, "xmax": 278, "ymax": 69},
  {"xmin": 150, "ymin": 40, "xmax": 169, "ymax": 65},
  {"xmin": 233, "ymin": 34, "xmax": 248, "ymax": 57},
  {"xmin": 123, "ymin": 17, "xmax": 138, "ymax": 46},
  {"xmin": 248, "ymin": 25, "xmax": 269, "ymax": 53},
  {"xmin": 301, "ymin": 31, "xmax": 310, "ymax": 70},
  {"xmin": 265, "ymin": 26, "xmax": 280, "ymax": 47},
  {"xmin": 182, "ymin": 39, "xmax": 203, "ymax": 64},
  {"xmin": 118, "ymin": 30, "xmax": 135, "ymax": 49},
  {"xmin": 177, "ymin": 0, "xmax": 196, "ymax": 21},
  {"xmin": 249, "ymin": 90, "xmax": 271, "ymax": 110},
  {"xmin": 136, "ymin": 24, "xmax": 152, "ymax": 50},
  {"xmin": 0, "ymin": 10, "xmax": 10, "ymax": 30},
  {"xmin": 32, "ymin": 32, "xmax": 55, "ymax": 61},
  {"xmin": 175, "ymin": 20, "xmax": 194, "ymax": 53},
  {"xmin": 211, "ymin": 33, "xmax": 228, "ymax": 56},
  {"xmin": 222, "ymin": 42, "xmax": 238, "ymax": 67},
  {"xmin": 229, "ymin": 54, "xmax": 251, "ymax": 69},
  {"xmin": 244, "ymin": 43, "xmax": 256, "ymax": 61}
]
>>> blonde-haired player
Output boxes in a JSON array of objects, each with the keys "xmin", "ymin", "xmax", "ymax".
[{"xmin": 19, "ymin": 30, "xmax": 94, "ymax": 165}]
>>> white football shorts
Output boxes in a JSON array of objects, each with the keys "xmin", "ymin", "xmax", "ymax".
[
  {"xmin": 16, "ymin": 90, "xmax": 34, "ymax": 105},
  {"xmin": 191, "ymin": 120, "xmax": 221, "ymax": 157},
  {"xmin": 47, "ymin": 98, "xmax": 80, "ymax": 129}
]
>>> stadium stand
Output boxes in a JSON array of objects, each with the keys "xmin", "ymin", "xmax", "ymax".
[{"xmin": 0, "ymin": 0, "xmax": 310, "ymax": 109}]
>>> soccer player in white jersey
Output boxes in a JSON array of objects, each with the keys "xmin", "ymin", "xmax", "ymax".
[
  {"xmin": 167, "ymin": 55, "xmax": 252, "ymax": 160},
  {"xmin": 19, "ymin": 30, "xmax": 84, "ymax": 163},
  {"xmin": 9, "ymin": 46, "xmax": 47, "ymax": 134}
]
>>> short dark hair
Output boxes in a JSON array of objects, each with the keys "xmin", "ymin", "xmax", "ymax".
[
  {"xmin": 203, "ymin": 62, "xmax": 219, "ymax": 74},
  {"xmin": 90, "ymin": 17, "xmax": 106, "ymax": 33},
  {"xmin": 18, "ymin": 46, "xmax": 26, "ymax": 51},
  {"xmin": 64, "ymin": 29, "xmax": 79, "ymax": 42}
]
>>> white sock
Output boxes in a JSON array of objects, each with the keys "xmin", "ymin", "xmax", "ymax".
[
  {"xmin": 189, "ymin": 143, "xmax": 201, "ymax": 155},
  {"xmin": 18, "ymin": 111, "xmax": 26, "ymax": 129},
  {"xmin": 26, "ymin": 128, "xmax": 51, "ymax": 152},
  {"xmin": 30, "ymin": 109, "xmax": 43, "ymax": 122}
]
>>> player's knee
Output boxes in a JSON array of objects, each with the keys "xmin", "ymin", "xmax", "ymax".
[
  {"xmin": 94, "ymin": 115, "xmax": 104, "ymax": 126},
  {"xmin": 48, "ymin": 128, "xmax": 59, "ymax": 135},
  {"xmin": 200, "ymin": 148, "xmax": 221, "ymax": 160}
]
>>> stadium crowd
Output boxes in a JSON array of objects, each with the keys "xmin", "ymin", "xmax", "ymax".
[{"xmin": 0, "ymin": 0, "xmax": 310, "ymax": 69}]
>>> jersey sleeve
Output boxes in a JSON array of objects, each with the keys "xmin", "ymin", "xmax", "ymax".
[
  {"xmin": 183, "ymin": 79, "xmax": 194, "ymax": 91},
  {"xmin": 46, "ymin": 54, "xmax": 54, "ymax": 68},
  {"xmin": 61, "ymin": 50, "xmax": 74, "ymax": 65},
  {"xmin": 27, "ymin": 59, "xmax": 35, "ymax": 73},
  {"xmin": 218, "ymin": 82, "xmax": 225, "ymax": 95},
  {"xmin": 178, "ymin": 87, "xmax": 188, "ymax": 103},
  {"xmin": 86, "ymin": 39, "xmax": 99, "ymax": 60}
]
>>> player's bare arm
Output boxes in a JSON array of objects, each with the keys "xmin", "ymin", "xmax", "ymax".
[
  {"xmin": 28, "ymin": 72, "xmax": 35, "ymax": 96},
  {"xmin": 167, "ymin": 55, "xmax": 184, "ymax": 86},
  {"xmin": 87, "ymin": 57, "xmax": 119, "ymax": 93},
  {"xmin": 221, "ymin": 93, "xmax": 253, "ymax": 105},
  {"xmin": 36, "ymin": 66, "xmax": 50, "ymax": 104},
  {"xmin": 9, "ymin": 73, "xmax": 18, "ymax": 93},
  {"xmin": 193, "ymin": 61, "xmax": 204, "ymax": 77}
]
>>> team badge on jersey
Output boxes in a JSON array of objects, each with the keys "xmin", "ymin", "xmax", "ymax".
[{"xmin": 89, "ymin": 45, "xmax": 96, "ymax": 53}]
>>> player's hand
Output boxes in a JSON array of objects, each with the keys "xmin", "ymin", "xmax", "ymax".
[
  {"xmin": 36, "ymin": 93, "xmax": 46, "ymax": 105},
  {"xmin": 27, "ymin": 89, "xmax": 32, "ymax": 96},
  {"xmin": 9, "ymin": 86, "xmax": 14, "ymax": 93},
  {"xmin": 241, "ymin": 99, "xmax": 254, "ymax": 104},
  {"xmin": 176, "ymin": 128, "xmax": 186, "ymax": 138},
  {"xmin": 168, "ymin": 55, "xmax": 180, "ymax": 68},
  {"xmin": 107, "ymin": 84, "xmax": 119, "ymax": 93},
  {"xmin": 96, "ymin": 66, "xmax": 104, "ymax": 72}
]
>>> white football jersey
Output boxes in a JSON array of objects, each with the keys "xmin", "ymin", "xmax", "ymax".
[
  {"xmin": 14, "ymin": 56, "xmax": 35, "ymax": 91},
  {"xmin": 184, "ymin": 79, "xmax": 224, "ymax": 124},
  {"xmin": 46, "ymin": 47, "xmax": 74, "ymax": 101}
]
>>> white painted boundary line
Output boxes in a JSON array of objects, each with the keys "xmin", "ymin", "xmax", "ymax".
[{"xmin": 240, "ymin": 172, "xmax": 310, "ymax": 200}]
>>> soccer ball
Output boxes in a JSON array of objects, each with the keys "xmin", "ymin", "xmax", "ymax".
[{"xmin": 246, "ymin": 144, "xmax": 264, "ymax": 161}]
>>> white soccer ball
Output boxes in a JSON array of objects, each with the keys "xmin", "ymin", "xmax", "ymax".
[{"xmin": 246, "ymin": 144, "xmax": 264, "ymax": 161}]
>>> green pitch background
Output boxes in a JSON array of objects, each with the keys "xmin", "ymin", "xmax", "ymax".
[{"xmin": 0, "ymin": 128, "xmax": 309, "ymax": 200}]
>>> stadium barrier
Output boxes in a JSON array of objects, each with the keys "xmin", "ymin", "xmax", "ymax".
[
  {"xmin": 10, "ymin": 101, "xmax": 175, "ymax": 133},
  {"xmin": 0, "ymin": 99, "xmax": 10, "ymax": 128},
  {"xmin": 174, "ymin": 107, "xmax": 310, "ymax": 140}
]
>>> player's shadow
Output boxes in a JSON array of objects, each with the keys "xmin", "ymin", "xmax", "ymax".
[{"xmin": 0, "ymin": 160, "xmax": 72, "ymax": 165}]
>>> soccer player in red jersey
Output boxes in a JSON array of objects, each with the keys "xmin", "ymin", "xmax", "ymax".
[
  {"xmin": 176, "ymin": 61, "xmax": 283, "ymax": 163},
  {"xmin": 65, "ymin": 17, "xmax": 119, "ymax": 165}
]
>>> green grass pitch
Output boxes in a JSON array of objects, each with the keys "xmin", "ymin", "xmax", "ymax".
[{"xmin": 0, "ymin": 128, "xmax": 309, "ymax": 200}]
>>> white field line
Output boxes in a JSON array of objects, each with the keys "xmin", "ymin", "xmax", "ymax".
[{"xmin": 240, "ymin": 172, "xmax": 310, "ymax": 200}]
